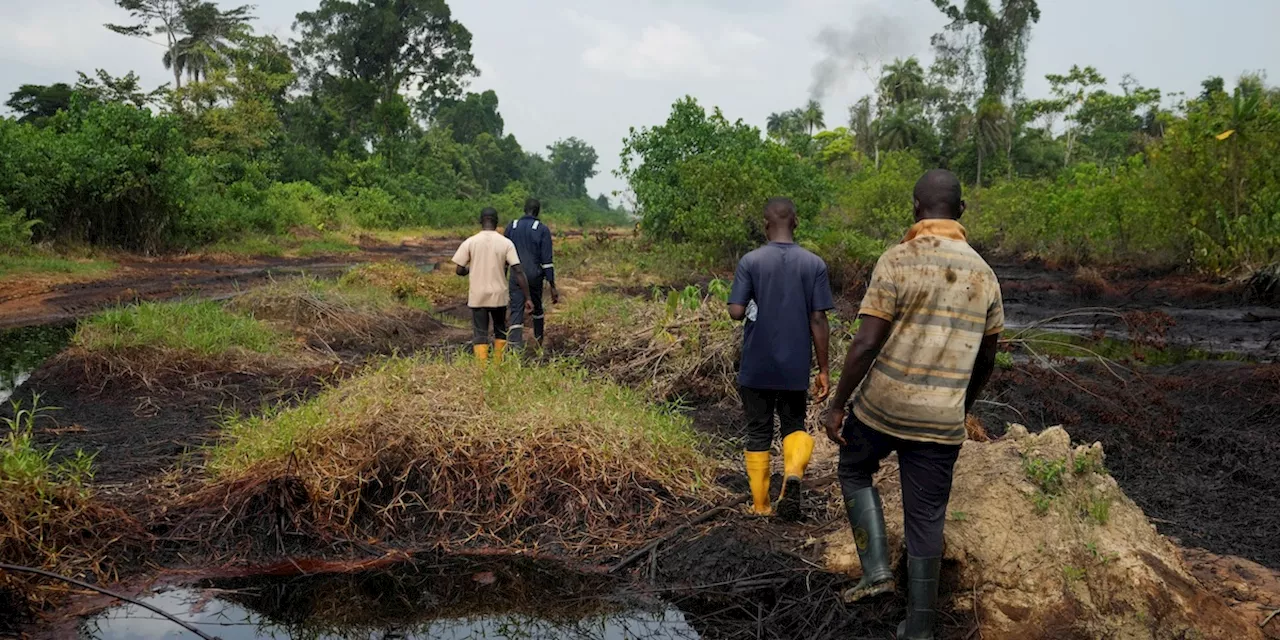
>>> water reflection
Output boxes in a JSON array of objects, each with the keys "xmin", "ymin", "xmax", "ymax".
[
  {"xmin": 0, "ymin": 324, "xmax": 71, "ymax": 403},
  {"xmin": 81, "ymin": 555, "xmax": 700, "ymax": 640},
  {"xmin": 82, "ymin": 589, "xmax": 699, "ymax": 640}
]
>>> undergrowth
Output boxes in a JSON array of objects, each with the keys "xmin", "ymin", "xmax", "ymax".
[
  {"xmin": 177, "ymin": 356, "xmax": 721, "ymax": 556},
  {"xmin": 0, "ymin": 254, "xmax": 115, "ymax": 280},
  {"xmin": 0, "ymin": 397, "xmax": 140, "ymax": 621}
]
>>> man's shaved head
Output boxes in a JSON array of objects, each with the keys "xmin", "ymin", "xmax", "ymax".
[
  {"xmin": 764, "ymin": 197, "xmax": 797, "ymax": 224},
  {"xmin": 479, "ymin": 207, "xmax": 499, "ymax": 228},
  {"xmin": 763, "ymin": 197, "xmax": 798, "ymax": 242},
  {"xmin": 913, "ymin": 169, "xmax": 964, "ymax": 219}
]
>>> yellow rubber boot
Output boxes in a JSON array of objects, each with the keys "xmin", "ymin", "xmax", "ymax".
[
  {"xmin": 473, "ymin": 344, "xmax": 490, "ymax": 363},
  {"xmin": 494, "ymin": 339, "xmax": 507, "ymax": 364},
  {"xmin": 744, "ymin": 451, "xmax": 773, "ymax": 516},
  {"xmin": 777, "ymin": 431, "xmax": 815, "ymax": 521}
]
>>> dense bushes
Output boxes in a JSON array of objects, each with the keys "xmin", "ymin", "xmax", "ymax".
[{"xmin": 0, "ymin": 100, "xmax": 191, "ymax": 251}]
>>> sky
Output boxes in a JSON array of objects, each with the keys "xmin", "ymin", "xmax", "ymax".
[{"xmin": 3, "ymin": 0, "xmax": 1278, "ymax": 201}]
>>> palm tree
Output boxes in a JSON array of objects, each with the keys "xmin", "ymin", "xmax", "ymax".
[
  {"xmin": 849, "ymin": 97, "xmax": 878, "ymax": 167},
  {"xmin": 974, "ymin": 98, "xmax": 1010, "ymax": 194},
  {"xmin": 802, "ymin": 100, "xmax": 825, "ymax": 135},
  {"xmin": 878, "ymin": 58, "xmax": 928, "ymax": 110},
  {"xmin": 877, "ymin": 103, "xmax": 928, "ymax": 152},
  {"xmin": 163, "ymin": 2, "xmax": 253, "ymax": 84},
  {"xmin": 1217, "ymin": 82, "xmax": 1264, "ymax": 218},
  {"xmin": 766, "ymin": 112, "xmax": 788, "ymax": 141}
]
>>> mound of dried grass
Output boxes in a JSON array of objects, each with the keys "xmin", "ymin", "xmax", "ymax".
[
  {"xmin": 64, "ymin": 300, "xmax": 326, "ymax": 392},
  {"xmin": 339, "ymin": 261, "xmax": 467, "ymax": 307},
  {"xmin": 556, "ymin": 291, "xmax": 740, "ymax": 404},
  {"xmin": 170, "ymin": 357, "xmax": 722, "ymax": 559},
  {"xmin": 231, "ymin": 276, "xmax": 446, "ymax": 355},
  {"xmin": 1246, "ymin": 262, "xmax": 1280, "ymax": 304}
]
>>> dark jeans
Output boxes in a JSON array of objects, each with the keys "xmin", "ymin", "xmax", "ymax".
[
  {"xmin": 508, "ymin": 274, "xmax": 545, "ymax": 344},
  {"xmin": 838, "ymin": 416, "xmax": 961, "ymax": 558},
  {"xmin": 739, "ymin": 386, "xmax": 807, "ymax": 452},
  {"xmin": 471, "ymin": 307, "xmax": 507, "ymax": 345}
]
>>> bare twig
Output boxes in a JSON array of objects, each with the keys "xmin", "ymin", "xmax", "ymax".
[{"xmin": 1260, "ymin": 607, "xmax": 1280, "ymax": 629}]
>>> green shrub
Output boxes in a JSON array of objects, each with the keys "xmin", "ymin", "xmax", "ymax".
[{"xmin": 74, "ymin": 301, "xmax": 286, "ymax": 356}]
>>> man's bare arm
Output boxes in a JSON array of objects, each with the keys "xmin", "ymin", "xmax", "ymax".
[
  {"xmin": 728, "ymin": 304, "xmax": 747, "ymax": 321},
  {"xmin": 810, "ymin": 310, "xmax": 831, "ymax": 401},
  {"xmin": 823, "ymin": 316, "xmax": 893, "ymax": 444},
  {"xmin": 965, "ymin": 333, "xmax": 1000, "ymax": 414},
  {"xmin": 455, "ymin": 265, "xmax": 469, "ymax": 276}
]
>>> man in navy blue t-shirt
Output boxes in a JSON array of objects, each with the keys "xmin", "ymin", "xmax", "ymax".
[{"xmin": 728, "ymin": 197, "xmax": 833, "ymax": 520}]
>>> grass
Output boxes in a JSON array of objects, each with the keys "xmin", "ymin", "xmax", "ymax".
[
  {"xmin": 198, "ymin": 236, "xmax": 287, "ymax": 258},
  {"xmin": 555, "ymin": 290, "xmax": 740, "ymax": 403},
  {"xmin": 194, "ymin": 356, "xmax": 719, "ymax": 552},
  {"xmin": 296, "ymin": 238, "xmax": 359, "ymax": 257},
  {"xmin": 0, "ymin": 254, "xmax": 115, "ymax": 279},
  {"xmin": 74, "ymin": 300, "xmax": 287, "ymax": 357},
  {"xmin": 557, "ymin": 236, "xmax": 725, "ymax": 286},
  {"xmin": 339, "ymin": 261, "xmax": 467, "ymax": 308},
  {"xmin": 1, "ymin": 396, "xmax": 135, "ymax": 614}
]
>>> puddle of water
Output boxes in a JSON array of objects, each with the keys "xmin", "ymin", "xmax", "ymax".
[
  {"xmin": 0, "ymin": 324, "xmax": 72, "ymax": 404},
  {"xmin": 82, "ymin": 589, "xmax": 698, "ymax": 640},
  {"xmin": 79, "ymin": 556, "xmax": 700, "ymax": 640}
]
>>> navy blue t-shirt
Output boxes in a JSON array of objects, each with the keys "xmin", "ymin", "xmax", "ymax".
[{"xmin": 729, "ymin": 242, "xmax": 834, "ymax": 391}]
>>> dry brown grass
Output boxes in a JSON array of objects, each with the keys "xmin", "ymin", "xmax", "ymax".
[
  {"xmin": 231, "ymin": 275, "xmax": 446, "ymax": 355},
  {"xmin": 554, "ymin": 290, "xmax": 740, "ymax": 404},
  {"xmin": 339, "ymin": 261, "xmax": 468, "ymax": 307},
  {"xmin": 167, "ymin": 356, "xmax": 722, "ymax": 559}
]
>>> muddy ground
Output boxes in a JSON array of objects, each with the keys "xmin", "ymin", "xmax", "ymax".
[
  {"xmin": 4, "ymin": 250, "xmax": 1280, "ymax": 639},
  {"xmin": 0, "ymin": 240, "xmax": 459, "ymax": 331}
]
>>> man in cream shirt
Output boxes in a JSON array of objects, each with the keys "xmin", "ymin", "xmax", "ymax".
[{"xmin": 453, "ymin": 207, "xmax": 533, "ymax": 363}]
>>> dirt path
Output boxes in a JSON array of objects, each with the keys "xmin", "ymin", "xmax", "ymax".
[{"xmin": 0, "ymin": 240, "xmax": 460, "ymax": 331}]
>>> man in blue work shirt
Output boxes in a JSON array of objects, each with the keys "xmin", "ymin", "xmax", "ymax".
[
  {"xmin": 728, "ymin": 197, "xmax": 833, "ymax": 521},
  {"xmin": 505, "ymin": 198, "xmax": 560, "ymax": 350}
]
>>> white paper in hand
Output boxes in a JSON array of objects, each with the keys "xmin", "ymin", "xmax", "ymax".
[{"xmin": 746, "ymin": 300, "xmax": 758, "ymax": 322}]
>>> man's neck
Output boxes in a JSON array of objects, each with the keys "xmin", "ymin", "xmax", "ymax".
[{"xmin": 767, "ymin": 234, "xmax": 795, "ymax": 244}]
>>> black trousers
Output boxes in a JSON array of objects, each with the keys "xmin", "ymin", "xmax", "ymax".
[
  {"xmin": 838, "ymin": 415, "xmax": 961, "ymax": 558},
  {"xmin": 471, "ymin": 307, "xmax": 507, "ymax": 345},
  {"xmin": 739, "ymin": 386, "xmax": 807, "ymax": 452},
  {"xmin": 508, "ymin": 274, "xmax": 545, "ymax": 343}
]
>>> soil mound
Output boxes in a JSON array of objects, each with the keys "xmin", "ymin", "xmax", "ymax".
[{"xmin": 822, "ymin": 426, "xmax": 1261, "ymax": 639}]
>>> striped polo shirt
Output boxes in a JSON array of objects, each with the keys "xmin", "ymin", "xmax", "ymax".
[{"xmin": 852, "ymin": 218, "xmax": 1004, "ymax": 445}]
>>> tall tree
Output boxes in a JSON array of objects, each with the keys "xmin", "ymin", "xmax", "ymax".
[
  {"xmin": 432, "ymin": 90, "xmax": 503, "ymax": 143},
  {"xmin": 107, "ymin": 0, "xmax": 192, "ymax": 89},
  {"xmin": 293, "ymin": 0, "xmax": 478, "ymax": 114},
  {"xmin": 878, "ymin": 58, "xmax": 928, "ymax": 110},
  {"xmin": 164, "ymin": 2, "xmax": 254, "ymax": 84},
  {"xmin": 547, "ymin": 137, "xmax": 598, "ymax": 199},
  {"xmin": 849, "ymin": 97, "xmax": 879, "ymax": 167},
  {"xmin": 5, "ymin": 84, "xmax": 74, "ymax": 125},
  {"xmin": 802, "ymin": 100, "xmax": 826, "ymax": 135}
]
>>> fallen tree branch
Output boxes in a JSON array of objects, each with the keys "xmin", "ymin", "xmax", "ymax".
[
  {"xmin": 0, "ymin": 562, "xmax": 218, "ymax": 640},
  {"xmin": 1261, "ymin": 607, "xmax": 1280, "ymax": 629}
]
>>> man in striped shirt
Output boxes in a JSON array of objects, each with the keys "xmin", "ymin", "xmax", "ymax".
[{"xmin": 824, "ymin": 169, "xmax": 1003, "ymax": 640}]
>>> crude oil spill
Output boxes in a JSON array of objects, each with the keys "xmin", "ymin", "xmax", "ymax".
[
  {"xmin": 81, "ymin": 556, "xmax": 700, "ymax": 640},
  {"xmin": 0, "ymin": 324, "xmax": 71, "ymax": 404}
]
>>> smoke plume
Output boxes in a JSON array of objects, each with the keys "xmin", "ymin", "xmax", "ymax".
[{"xmin": 809, "ymin": 7, "xmax": 917, "ymax": 101}]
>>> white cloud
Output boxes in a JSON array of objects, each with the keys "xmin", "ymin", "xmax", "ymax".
[{"xmin": 566, "ymin": 10, "xmax": 762, "ymax": 80}]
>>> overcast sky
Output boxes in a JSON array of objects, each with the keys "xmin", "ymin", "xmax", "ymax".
[{"xmin": 3, "ymin": 0, "xmax": 1278, "ymax": 200}]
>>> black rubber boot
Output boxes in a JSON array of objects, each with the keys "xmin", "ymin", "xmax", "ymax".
[
  {"xmin": 897, "ymin": 556, "xmax": 941, "ymax": 639},
  {"xmin": 533, "ymin": 317, "xmax": 545, "ymax": 344},
  {"xmin": 840, "ymin": 486, "xmax": 895, "ymax": 602}
]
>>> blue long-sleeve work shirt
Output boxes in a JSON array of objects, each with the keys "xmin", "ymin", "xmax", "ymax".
[{"xmin": 506, "ymin": 215, "xmax": 555, "ymax": 284}]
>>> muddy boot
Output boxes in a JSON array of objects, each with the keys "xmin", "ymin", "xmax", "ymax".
[
  {"xmin": 744, "ymin": 451, "xmax": 772, "ymax": 516},
  {"xmin": 840, "ymin": 486, "xmax": 895, "ymax": 602},
  {"xmin": 776, "ymin": 431, "xmax": 814, "ymax": 522},
  {"xmin": 897, "ymin": 556, "xmax": 941, "ymax": 640}
]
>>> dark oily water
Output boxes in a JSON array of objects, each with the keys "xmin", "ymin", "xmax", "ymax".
[
  {"xmin": 81, "ymin": 556, "xmax": 699, "ymax": 640},
  {"xmin": 0, "ymin": 324, "xmax": 72, "ymax": 404}
]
